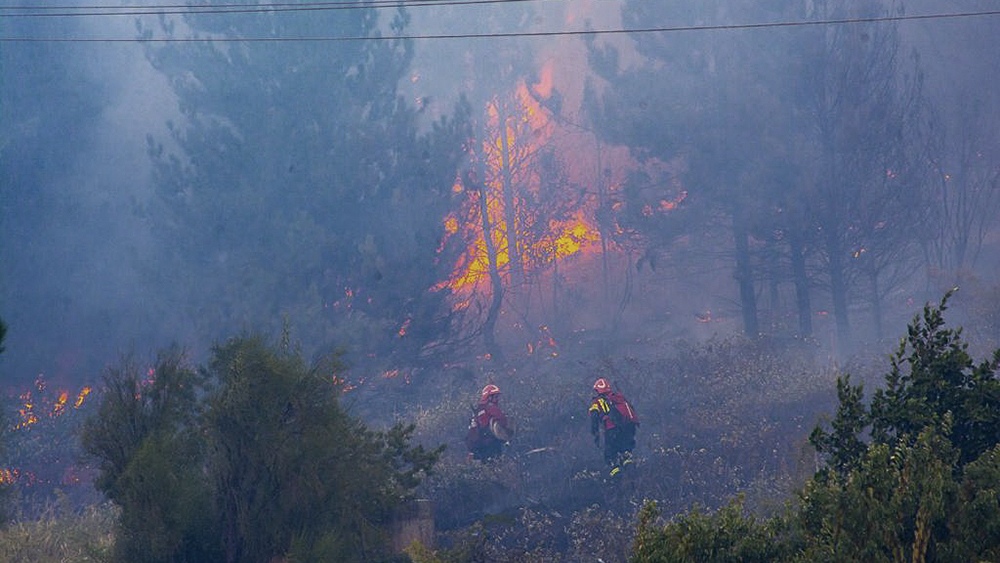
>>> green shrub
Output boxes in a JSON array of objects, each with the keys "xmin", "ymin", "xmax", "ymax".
[
  {"xmin": 634, "ymin": 292, "xmax": 1000, "ymax": 561},
  {"xmin": 632, "ymin": 496, "xmax": 797, "ymax": 563},
  {"xmin": 81, "ymin": 335, "xmax": 442, "ymax": 563}
]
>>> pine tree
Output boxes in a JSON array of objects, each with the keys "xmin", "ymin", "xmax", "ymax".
[{"xmin": 82, "ymin": 335, "xmax": 442, "ymax": 563}]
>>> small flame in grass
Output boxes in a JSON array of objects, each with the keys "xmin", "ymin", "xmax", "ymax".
[
  {"xmin": 331, "ymin": 374, "xmax": 356, "ymax": 393},
  {"xmin": 52, "ymin": 391, "xmax": 68, "ymax": 417},
  {"xmin": 15, "ymin": 389, "xmax": 38, "ymax": 430},
  {"xmin": 5, "ymin": 377, "xmax": 96, "ymax": 486},
  {"xmin": 12, "ymin": 377, "xmax": 95, "ymax": 430},
  {"xmin": 526, "ymin": 325, "xmax": 560, "ymax": 357},
  {"xmin": 382, "ymin": 369, "xmax": 412, "ymax": 384},
  {"xmin": 398, "ymin": 318, "xmax": 412, "ymax": 337},
  {"xmin": 75, "ymin": 386, "xmax": 92, "ymax": 408},
  {"xmin": 660, "ymin": 191, "xmax": 687, "ymax": 211}
]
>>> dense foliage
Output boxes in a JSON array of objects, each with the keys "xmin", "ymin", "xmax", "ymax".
[
  {"xmin": 630, "ymin": 292, "xmax": 1000, "ymax": 562},
  {"xmin": 585, "ymin": 0, "xmax": 929, "ymax": 349},
  {"xmin": 144, "ymin": 5, "xmax": 471, "ymax": 375},
  {"xmin": 80, "ymin": 335, "xmax": 442, "ymax": 563}
]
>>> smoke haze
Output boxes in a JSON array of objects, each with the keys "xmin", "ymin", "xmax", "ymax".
[{"xmin": 2, "ymin": 0, "xmax": 998, "ymax": 391}]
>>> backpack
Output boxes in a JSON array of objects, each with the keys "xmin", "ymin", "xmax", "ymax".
[
  {"xmin": 465, "ymin": 406, "xmax": 504, "ymax": 451},
  {"xmin": 609, "ymin": 392, "xmax": 639, "ymax": 426},
  {"xmin": 465, "ymin": 409, "xmax": 488, "ymax": 451}
]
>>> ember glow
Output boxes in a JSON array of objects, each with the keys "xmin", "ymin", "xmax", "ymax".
[
  {"xmin": 553, "ymin": 212, "xmax": 601, "ymax": 257},
  {"xmin": 331, "ymin": 374, "xmax": 357, "ymax": 393},
  {"xmin": 397, "ymin": 318, "xmax": 412, "ymax": 337},
  {"xmin": 4, "ymin": 377, "xmax": 95, "ymax": 488},
  {"xmin": 75, "ymin": 386, "xmax": 92, "ymax": 408},
  {"xmin": 11, "ymin": 377, "xmax": 93, "ymax": 430},
  {"xmin": 526, "ymin": 325, "xmax": 560, "ymax": 357}
]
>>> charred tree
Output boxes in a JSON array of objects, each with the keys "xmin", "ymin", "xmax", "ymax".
[
  {"xmin": 466, "ymin": 168, "xmax": 505, "ymax": 362},
  {"xmin": 496, "ymin": 101, "xmax": 524, "ymax": 286}
]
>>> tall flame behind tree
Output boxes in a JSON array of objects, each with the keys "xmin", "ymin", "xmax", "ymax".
[{"xmin": 440, "ymin": 69, "xmax": 608, "ymax": 362}]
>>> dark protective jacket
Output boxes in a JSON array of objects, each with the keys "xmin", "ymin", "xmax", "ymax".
[
  {"xmin": 589, "ymin": 391, "xmax": 638, "ymax": 434},
  {"xmin": 590, "ymin": 390, "xmax": 639, "ymax": 468},
  {"xmin": 466, "ymin": 400, "xmax": 512, "ymax": 460}
]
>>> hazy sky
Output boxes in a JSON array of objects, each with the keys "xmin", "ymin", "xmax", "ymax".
[{"xmin": 2, "ymin": 0, "xmax": 997, "ymax": 388}]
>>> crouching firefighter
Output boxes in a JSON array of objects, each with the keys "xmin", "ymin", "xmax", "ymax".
[
  {"xmin": 589, "ymin": 378, "xmax": 639, "ymax": 477},
  {"xmin": 466, "ymin": 384, "xmax": 514, "ymax": 462}
]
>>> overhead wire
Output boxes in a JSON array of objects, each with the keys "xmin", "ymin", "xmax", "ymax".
[
  {"xmin": 0, "ymin": 0, "xmax": 544, "ymax": 18},
  {"xmin": 0, "ymin": 3, "xmax": 997, "ymax": 42}
]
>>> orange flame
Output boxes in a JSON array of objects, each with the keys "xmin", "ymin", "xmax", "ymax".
[
  {"xmin": 437, "ymin": 72, "xmax": 604, "ymax": 295},
  {"xmin": 4, "ymin": 378, "xmax": 95, "ymax": 488},
  {"xmin": 552, "ymin": 210, "xmax": 601, "ymax": 259},
  {"xmin": 75, "ymin": 386, "xmax": 92, "ymax": 408},
  {"xmin": 11, "ymin": 377, "xmax": 94, "ymax": 431},
  {"xmin": 533, "ymin": 60, "xmax": 555, "ymax": 100}
]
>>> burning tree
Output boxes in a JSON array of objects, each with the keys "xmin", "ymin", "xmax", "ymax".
[
  {"xmin": 794, "ymin": 0, "xmax": 928, "ymax": 351},
  {"xmin": 584, "ymin": 1, "xmax": 781, "ymax": 338},
  {"xmin": 585, "ymin": 0, "xmax": 929, "ymax": 349},
  {"xmin": 439, "ymin": 69, "xmax": 606, "ymax": 361}
]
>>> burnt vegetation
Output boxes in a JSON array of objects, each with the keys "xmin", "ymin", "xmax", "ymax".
[
  {"xmin": 4, "ymin": 293, "xmax": 1000, "ymax": 561},
  {"xmin": 3, "ymin": 0, "xmax": 1000, "ymax": 561}
]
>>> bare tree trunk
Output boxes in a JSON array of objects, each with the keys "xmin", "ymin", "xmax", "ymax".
[
  {"xmin": 733, "ymin": 213, "xmax": 759, "ymax": 336},
  {"xmin": 825, "ymin": 228, "xmax": 852, "ymax": 354},
  {"xmin": 497, "ymin": 103, "xmax": 523, "ymax": 286},
  {"xmin": 596, "ymin": 143, "xmax": 612, "ymax": 324},
  {"xmin": 471, "ymin": 169, "xmax": 505, "ymax": 361}
]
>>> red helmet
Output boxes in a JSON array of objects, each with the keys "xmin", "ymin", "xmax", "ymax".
[
  {"xmin": 593, "ymin": 378, "xmax": 611, "ymax": 394},
  {"xmin": 480, "ymin": 384, "xmax": 501, "ymax": 402}
]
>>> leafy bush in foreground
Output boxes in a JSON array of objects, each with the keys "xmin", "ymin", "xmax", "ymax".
[
  {"xmin": 632, "ymin": 292, "xmax": 1000, "ymax": 562},
  {"xmin": 633, "ymin": 496, "xmax": 797, "ymax": 563}
]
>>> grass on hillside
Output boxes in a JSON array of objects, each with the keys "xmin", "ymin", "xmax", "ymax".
[{"xmin": 0, "ymin": 498, "xmax": 115, "ymax": 563}]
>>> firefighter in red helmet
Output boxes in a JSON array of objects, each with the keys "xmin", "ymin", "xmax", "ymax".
[
  {"xmin": 466, "ymin": 384, "xmax": 514, "ymax": 461},
  {"xmin": 589, "ymin": 378, "xmax": 639, "ymax": 477}
]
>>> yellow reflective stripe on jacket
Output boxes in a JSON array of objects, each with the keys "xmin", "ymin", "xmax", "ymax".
[{"xmin": 589, "ymin": 397, "xmax": 612, "ymax": 414}]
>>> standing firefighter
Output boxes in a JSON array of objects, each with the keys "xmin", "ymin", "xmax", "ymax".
[
  {"xmin": 466, "ymin": 384, "xmax": 514, "ymax": 462},
  {"xmin": 589, "ymin": 377, "xmax": 639, "ymax": 477}
]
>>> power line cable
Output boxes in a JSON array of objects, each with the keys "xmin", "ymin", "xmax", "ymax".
[
  {"xmin": 0, "ymin": 0, "xmax": 521, "ymax": 7},
  {"xmin": 0, "ymin": 8, "xmax": 997, "ymax": 42},
  {"xmin": 0, "ymin": 0, "xmax": 543, "ymax": 18}
]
